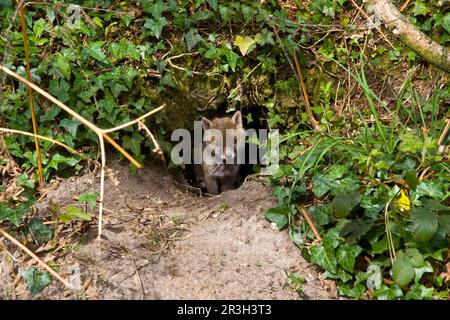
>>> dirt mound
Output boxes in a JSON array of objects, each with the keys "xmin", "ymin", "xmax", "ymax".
[{"xmin": 1, "ymin": 160, "xmax": 337, "ymax": 299}]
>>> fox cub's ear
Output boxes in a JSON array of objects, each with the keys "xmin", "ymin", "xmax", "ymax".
[
  {"xmin": 202, "ymin": 117, "xmax": 213, "ymax": 130},
  {"xmin": 231, "ymin": 111, "xmax": 242, "ymax": 128}
]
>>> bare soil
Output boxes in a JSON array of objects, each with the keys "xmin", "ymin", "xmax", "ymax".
[{"xmin": 1, "ymin": 160, "xmax": 337, "ymax": 300}]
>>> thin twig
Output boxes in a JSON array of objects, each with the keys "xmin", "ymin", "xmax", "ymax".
[
  {"xmin": 138, "ymin": 120, "xmax": 165, "ymax": 162},
  {"xmin": 103, "ymin": 104, "xmax": 166, "ymax": 133},
  {"xmin": 399, "ymin": 0, "xmax": 412, "ymax": 12},
  {"xmin": 293, "ymin": 48, "xmax": 322, "ymax": 132},
  {"xmin": 0, "ymin": 228, "xmax": 73, "ymax": 289},
  {"xmin": 350, "ymin": 0, "xmax": 396, "ymax": 50},
  {"xmin": 17, "ymin": 1, "xmax": 44, "ymax": 187},
  {"xmin": 299, "ymin": 207, "xmax": 322, "ymax": 242}
]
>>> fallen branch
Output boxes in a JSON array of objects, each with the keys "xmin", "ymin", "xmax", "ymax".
[
  {"xmin": 138, "ymin": 120, "xmax": 165, "ymax": 162},
  {"xmin": 0, "ymin": 64, "xmax": 165, "ymax": 240},
  {"xmin": 0, "ymin": 228, "xmax": 73, "ymax": 290},
  {"xmin": 366, "ymin": 0, "xmax": 450, "ymax": 73}
]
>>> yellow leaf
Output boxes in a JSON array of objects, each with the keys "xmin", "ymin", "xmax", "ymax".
[
  {"xmin": 393, "ymin": 189, "xmax": 411, "ymax": 215},
  {"xmin": 233, "ymin": 35, "xmax": 256, "ymax": 56}
]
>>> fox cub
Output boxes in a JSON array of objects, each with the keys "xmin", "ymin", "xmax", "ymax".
[{"xmin": 195, "ymin": 111, "xmax": 246, "ymax": 195}]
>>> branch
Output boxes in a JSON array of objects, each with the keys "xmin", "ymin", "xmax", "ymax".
[{"xmin": 366, "ymin": 0, "xmax": 450, "ymax": 73}]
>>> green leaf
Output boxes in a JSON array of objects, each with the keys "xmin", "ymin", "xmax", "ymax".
[
  {"xmin": 85, "ymin": 41, "xmax": 109, "ymax": 63},
  {"xmin": 310, "ymin": 241, "xmax": 337, "ymax": 274},
  {"xmin": 392, "ymin": 255, "xmax": 414, "ymax": 287},
  {"xmin": 78, "ymin": 192, "xmax": 99, "ymax": 210},
  {"xmin": 442, "ymin": 13, "xmax": 450, "ymax": 34},
  {"xmin": 405, "ymin": 248, "xmax": 424, "ymax": 268},
  {"xmin": 413, "ymin": 261, "xmax": 433, "ymax": 284},
  {"xmin": 412, "ymin": 1, "xmax": 430, "ymax": 16},
  {"xmin": 336, "ymin": 244, "xmax": 362, "ymax": 273},
  {"xmin": 56, "ymin": 55, "xmax": 71, "ymax": 81},
  {"xmin": 39, "ymin": 105, "xmax": 61, "ymax": 122},
  {"xmin": 218, "ymin": 5, "xmax": 232, "ymax": 25},
  {"xmin": 404, "ymin": 170, "xmax": 419, "ymax": 191},
  {"xmin": 17, "ymin": 173, "xmax": 35, "ymax": 189},
  {"xmin": 185, "ymin": 28, "xmax": 203, "ymax": 51},
  {"xmin": 143, "ymin": 0, "xmax": 168, "ymax": 19},
  {"xmin": 122, "ymin": 132, "xmax": 144, "ymax": 156},
  {"xmin": 59, "ymin": 205, "xmax": 92, "ymax": 223},
  {"xmin": 0, "ymin": 202, "xmax": 32, "ymax": 227},
  {"xmin": 416, "ymin": 181, "xmax": 444, "ymax": 199},
  {"xmin": 60, "ymin": 118, "xmax": 80, "ymax": 137},
  {"xmin": 405, "ymin": 284, "xmax": 433, "ymax": 300},
  {"xmin": 28, "ymin": 218, "xmax": 53, "ymax": 245},
  {"xmin": 340, "ymin": 218, "xmax": 374, "ymax": 244},
  {"xmin": 33, "ymin": 18, "xmax": 46, "ymax": 38},
  {"xmin": 373, "ymin": 284, "xmax": 404, "ymax": 300},
  {"xmin": 422, "ymin": 198, "xmax": 450, "ymax": 212},
  {"xmin": 207, "ymin": 0, "xmax": 218, "ymax": 11},
  {"xmin": 233, "ymin": 35, "xmax": 256, "ymax": 56},
  {"xmin": 222, "ymin": 48, "xmax": 239, "ymax": 71},
  {"xmin": 143, "ymin": 17, "xmax": 168, "ymax": 39},
  {"xmin": 309, "ymin": 204, "xmax": 331, "ymax": 226},
  {"xmin": 332, "ymin": 191, "xmax": 362, "ymax": 218},
  {"xmin": 398, "ymin": 133, "xmax": 423, "ymax": 153},
  {"xmin": 23, "ymin": 268, "xmax": 52, "ymax": 297},
  {"xmin": 411, "ymin": 207, "xmax": 438, "ymax": 241},
  {"xmin": 264, "ymin": 205, "xmax": 289, "ymax": 230}
]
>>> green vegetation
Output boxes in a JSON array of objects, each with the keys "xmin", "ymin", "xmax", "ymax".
[{"xmin": 1, "ymin": 0, "xmax": 449, "ymax": 298}]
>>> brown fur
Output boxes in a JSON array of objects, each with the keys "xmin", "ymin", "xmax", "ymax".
[{"xmin": 196, "ymin": 111, "xmax": 245, "ymax": 195}]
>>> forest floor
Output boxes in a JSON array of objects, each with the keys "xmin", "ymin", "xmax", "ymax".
[{"xmin": 1, "ymin": 158, "xmax": 337, "ymax": 299}]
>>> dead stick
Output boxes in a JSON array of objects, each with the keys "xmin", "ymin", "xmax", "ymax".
[
  {"xmin": 399, "ymin": 0, "xmax": 412, "ymax": 12},
  {"xmin": 299, "ymin": 207, "xmax": 322, "ymax": 242},
  {"xmin": 292, "ymin": 48, "xmax": 322, "ymax": 132},
  {"xmin": 0, "ymin": 228, "xmax": 72, "ymax": 289},
  {"xmin": 17, "ymin": 1, "xmax": 44, "ymax": 187}
]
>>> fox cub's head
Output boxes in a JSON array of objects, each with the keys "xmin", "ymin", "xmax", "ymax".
[{"xmin": 201, "ymin": 111, "xmax": 246, "ymax": 165}]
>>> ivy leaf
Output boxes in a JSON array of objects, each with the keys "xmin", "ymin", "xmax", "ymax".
[
  {"xmin": 442, "ymin": 13, "xmax": 450, "ymax": 34},
  {"xmin": 340, "ymin": 218, "xmax": 374, "ymax": 244},
  {"xmin": 85, "ymin": 41, "xmax": 108, "ymax": 63},
  {"xmin": 332, "ymin": 191, "xmax": 362, "ymax": 218},
  {"xmin": 60, "ymin": 118, "xmax": 80, "ymax": 137},
  {"xmin": 416, "ymin": 181, "xmax": 444, "ymax": 199},
  {"xmin": 33, "ymin": 18, "xmax": 46, "ymax": 37},
  {"xmin": 373, "ymin": 284, "xmax": 404, "ymax": 300},
  {"xmin": 23, "ymin": 268, "xmax": 52, "ymax": 297},
  {"xmin": 392, "ymin": 255, "xmax": 414, "ymax": 287},
  {"xmin": 0, "ymin": 202, "xmax": 32, "ymax": 227},
  {"xmin": 144, "ymin": 17, "xmax": 168, "ymax": 39},
  {"xmin": 219, "ymin": 5, "xmax": 232, "ymax": 25},
  {"xmin": 207, "ymin": 0, "xmax": 218, "ymax": 11},
  {"xmin": 264, "ymin": 205, "xmax": 289, "ymax": 230},
  {"xmin": 142, "ymin": 0, "xmax": 168, "ymax": 19},
  {"xmin": 422, "ymin": 198, "xmax": 450, "ymax": 212},
  {"xmin": 78, "ymin": 192, "xmax": 99, "ymax": 210},
  {"xmin": 17, "ymin": 173, "xmax": 35, "ymax": 189},
  {"xmin": 28, "ymin": 218, "xmax": 53, "ymax": 245},
  {"xmin": 222, "ymin": 48, "xmax": 239, "ymax": 71},
  {"xmin": 336, "ymin": 244, "xmax": 362, "ymax": 273},
  {"xmin": 404, "ymin": 284, "xmax": 433, "ymax": 300},
  {"xmin": 309, "ymin": 204, "xmax": 331, "ymax": 226},
  {"xmin": 56, "ymin": 55, "xmax": 71, "ymax": 81},
  {"xmin": 404, "ymin": 170, "xmax": 419, "ymax": 191},
  {"xmin": 59, "ymin": 205, "xmax": 92, "ymax": 223},
  {"xmin": 48, "ymin": 79, "xmax": 70, "ymax": 103},
  {"xmin": 412, "ymin": 1, "xmax": 430, "ymax": 16},
  {"xmin": 411, "ymin": 207, "xmax": 438, "ymax": 241},
  {"xmin": 184, "ymin": 28, "xmax": 203, "ymax": 51},
  {"xmin": 310, "ymin": 241, "xmax": 337, "ymax": 274},
  {"xmin": 233, "ymin": 35, "xmax": 256, "ymax": 56},
  {"xmin": 122, "ymin": 132, "xmax": 144, "ymax": 156},
  {"xmin": 413, "ymin": 261, "xmax": 433, "ymax": 284}
]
